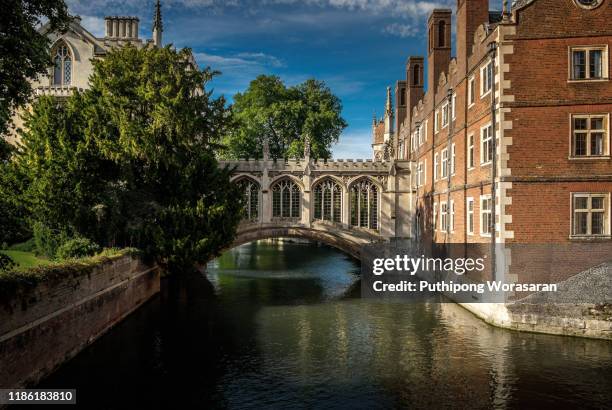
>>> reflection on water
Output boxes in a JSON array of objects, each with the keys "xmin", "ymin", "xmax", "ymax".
[{"xmin": 38, "ymin": 240, "xmax": 612, "ymax": 409}]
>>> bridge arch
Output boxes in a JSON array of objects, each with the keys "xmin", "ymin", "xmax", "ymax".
[{"xmin": 231, "ymin": 223, "xmax": 380, "ymax": 260}]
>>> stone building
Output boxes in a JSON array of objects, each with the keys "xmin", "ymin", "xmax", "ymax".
[
  {"xmin": 7, "ymin": 1, "xmax": 166, "ymax": 144},
  {"xmin": 376, "ymin": 0, "xmax": 611, "ymax": 289}
]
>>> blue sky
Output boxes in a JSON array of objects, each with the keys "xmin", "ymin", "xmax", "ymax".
[{"xmin": 67, "ymin": 0, "xmax": 456, "ymax": 158}]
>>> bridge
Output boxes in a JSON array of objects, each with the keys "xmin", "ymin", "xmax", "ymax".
[{"xmin": 219, "ymin": 147, "xmax": 414, "ymax": 258}]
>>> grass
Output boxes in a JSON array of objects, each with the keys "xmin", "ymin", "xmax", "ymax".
[{"xmin": 0, "ymin": 250, "xmax": 51, "ymax": 268}]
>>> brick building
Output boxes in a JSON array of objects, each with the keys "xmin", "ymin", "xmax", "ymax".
[{"xmin": 375, "ymin": 0, "xmax": 611, "ymax": 283}]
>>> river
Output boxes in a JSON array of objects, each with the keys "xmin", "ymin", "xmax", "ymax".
[{"xmin": 38, "ymin": 240, "xmax": 612, "ymax": 409}]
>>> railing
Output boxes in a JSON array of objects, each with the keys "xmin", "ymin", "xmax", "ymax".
[{"xmin": 35, "ymin": 86, "xmax": 81, "ymax": 97}]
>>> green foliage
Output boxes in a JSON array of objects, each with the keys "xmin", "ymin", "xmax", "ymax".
[
  {"xmin": 1, "ymin": 250, "xmax": 50, "ymax": 268},
  {"xmin": 0, "ymin": 147, "xmax": 30, "ymax": 245},
  {"xmin": 12, "ymin": 45, "xmax": 242, "ymax": 273},
  {"xmin": 222, "ymin": 75, "xmax": 347, "ymax": 160},
  {"xmin": 0, "ymin": 254, "xmax": 16, "ymax": 272},
  {"xmin": 0, "ymin": 0, "xmax": 71, "ymax": 136},
  {"xmin": 56, "ymin": 237, "xmax": 101, "ymax": 260},
  {"xmin": 8, "ymin": 238, "xmax": 36, "ymax": 252},
  {"xmin": 32, "ymin": 222, "xmax": 69, "ymax": 259}
]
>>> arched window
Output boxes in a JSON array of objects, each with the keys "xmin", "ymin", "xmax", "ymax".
[
  {"xmin": 350, "ymin": 179, "xmax": 379, "ymax": 230},
  {"xmin": 413, "ymin": 64, "xmax": 420, "ymax": 86},
  {"xmin": 272, "ymin": 179, "xmax": 301, "ymax": 219},
  {"xmin": 52, "ymin": 42, "xmax": 72, "ymax": 86},
  {"xmin": 236, "ymin": 178, "xmax": 259, "ymax": 221},
  {"xmin": 313, "ymin": 178, "xmax": 342, "ymax": 223},
  {"xmin": 438, "ymin": 21, "xmax": 446, "ymax": 48}
]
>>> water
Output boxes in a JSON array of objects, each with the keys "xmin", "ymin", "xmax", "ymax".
[{"xmin": 38, "ymin": 240, "xmax": 612, "ymax": 409}]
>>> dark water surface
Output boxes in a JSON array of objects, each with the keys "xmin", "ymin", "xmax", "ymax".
[{"xmin": 38, "ymin": 240, "xmax": 612, "ymax": 409}]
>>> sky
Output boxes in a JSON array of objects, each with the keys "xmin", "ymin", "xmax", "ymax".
[{"xmin": 66, "ymin": 0, "xmax": 457, "ymax": 158}]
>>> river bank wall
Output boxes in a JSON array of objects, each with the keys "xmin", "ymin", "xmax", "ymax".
[{"xmin": 0, "ymin": 254, "xmax": 160, "ymax": 388}]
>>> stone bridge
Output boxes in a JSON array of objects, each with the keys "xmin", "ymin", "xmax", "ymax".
[{"xmin": 219, "ymin": 155, "xmax": 414, "ymax": 258}]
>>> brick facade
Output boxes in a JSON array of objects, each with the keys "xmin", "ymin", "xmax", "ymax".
[{"xmin": 384, "ymin": 0, "xmax": 611, "ymax": 282}]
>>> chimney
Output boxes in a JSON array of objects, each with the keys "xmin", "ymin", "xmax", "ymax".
[
  {"xmin": 456, "ymin": 0, "xmax": 489, "ymax": 76},
  {"xmin": 406, "ymin": 56, "xmax": 425, "ymax": 121},
  {"xmin": 427, "ymin": 9, "xmax": 452, "ymax": 95},
  {"xmin": 395, "ymin": 80, "xmax": 407, "ymax": 136},
  {"xmin": 104, "ymin": 16, "xmax": 139, "ymax": 39}
]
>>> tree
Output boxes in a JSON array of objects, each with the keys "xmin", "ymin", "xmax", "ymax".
[
  {"xmin": 222, "ymin": 75, "xmax": 347, "ymax": 160},
  {"xmin": 0, "ymin": 0, "xmax": 71, "ymax": 137},
  {"xmin": 14, "ymin": 45, "xmax": 243, "ymax": 271}
]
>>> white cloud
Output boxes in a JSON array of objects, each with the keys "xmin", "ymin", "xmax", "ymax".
[{"xmin": 383, "ymin": 22, "xmax": 418, "ymax": 38}]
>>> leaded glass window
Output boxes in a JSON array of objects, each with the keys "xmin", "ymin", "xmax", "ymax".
[
  {"xmin": 52, "ymin": 43, "xmax": 72, "ymax": 86},
  {"xmin": 313, "ymin": 179, "xmax": 342, "ymax": 223},
  {"xmin": 272, "ymin": 179, "xmax": 301, "ymax": 219},
  {"xmin": 349, "ymin": 179, "xmax": 378, "ymax": 230}
]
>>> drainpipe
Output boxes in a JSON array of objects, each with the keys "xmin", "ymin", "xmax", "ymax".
[
  {"xmin": 488, "ymin": 41, "xmax": 498, "ymax": 281},
  {"xmin": 446, "ymin": 88, "xmax": 454, "ymax": 246}
]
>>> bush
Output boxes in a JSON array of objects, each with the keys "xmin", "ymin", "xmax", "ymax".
[
  {"xmin": 32, "ymin": 222, "xmax": 69, "ymax": 258},
  {"xmin": 56, "ymin": 237, "xmax": 101, "ymax": 260},
  {"xmin": 0, "ymin": 253, "xmax": 16, "ymax": 272}
]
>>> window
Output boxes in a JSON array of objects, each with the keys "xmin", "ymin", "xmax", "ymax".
[
  {"xmin": 400, "ymin": 88, "xmax": 406, "ymax": 106},
  {"xmin": 450, "ymin": 200, "xmax": 455, "ymax": 232},
  {"xmin": 419, "ymin": 122, "xmax": 426, "ymax": 145},
  {"xmin": 272, "ymin": 179, "xmax": 301, "ymax": 219},
  {"xmin": 435, "ymin": 110, "xmax": 440, "ymax": 133},
  {"xmin": 480, "ymin": 195, "xmax": 492, "ymax": 236},
  {"xmin": 416, "ymin": 162, "xmax": 424, "ymax": 187},
  {"xmin": 481, "ymin": 60, "xmax": 493, "ymax": 97},
  {"xmin": 350, "ymin": 179, "xmax": 379, "ymax": 230},
  {"xmin": 438, "ymin": 21, "xmax": 446, "ymax": 48},
  {"xmin": 571, "ymin": 114, "xmax": 609, "ymax": 157},
  {"xmin": 442, "ymin": 103, "xmax": 449, "ymax": 128},
  {"xmin": 441, "ymin": 148, "xmax": 448, "ymax": 178},
  {"xmin": 466, "ymin": 197, "xmax": 475, "ymax": 235},
  {"xmin": 52, "ymin": 42, "xmax": 72, "ymax": 86},
  {"xmin": 572, "ymin": 193, "xmax": 610, "ymax": 237},
  {"xmin": 433, "ymin": 202, "xmax": 438, "ymax": 231},
  {"xmin": 451, "ymin": 143, "xmax": 456, "ymax": 175},
  {"xmin": 440, "ymin": 202, "xmax": 448, "ymax": 233},
  {"xmin": 451, "ymin": 93, "xmax": 456, "ymax": 120},
  {"xmin": 434, "ymin": 153, "xmax": 439, "ymax": 181},
  {"xmin": 413, "ymin": 64, "xmax": 420, "ymax": 85},
  {"xmin": 570, "ymin": 46, "xmax": 608, "ymax": 81},
  {"xmin": 467, "ymin": 134, "xmax": 475, "ymax": 169},
  {"xmin": 481, "ymin": 124, "xmax": 493, "ymax": 164},
  {"xmin": 313, "ymin": 178, "xmax": 342, "ymax": 223},
  {"xmin": 468, "ymin": 76, "xmax": 476, "ymax": 106},
  {"xmin": 236, "ymin": 178, "xmax": 259, "ymax": 221}
]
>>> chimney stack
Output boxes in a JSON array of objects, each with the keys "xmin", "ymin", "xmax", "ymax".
[
  {"xmin": 104, "ymin": 16, "xmax": 139, "ymax": 40},
  {"xmin": 456, "ymin": 0, "xmax": 489, "ymax": 76},
  {"xmin": 427, "ymin": 9, "xmax": 452, "ymax": 96}
]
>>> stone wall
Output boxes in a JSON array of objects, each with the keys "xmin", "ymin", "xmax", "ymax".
[{"xmin": 0, "ymin": 255, "xmax": 160, "ymax": 388}]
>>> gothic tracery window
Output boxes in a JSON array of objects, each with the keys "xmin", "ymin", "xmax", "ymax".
[
  {"xmin": 236, "ymin": 178, "xmax": 260, "ymax": 221},
  {"xmin": 53, "ymin": 42, "xmax": 72, "ymax": 86},
  {"xmin": 350, "ymin": 179, "xmax": 379, "ymax": 230},
  {"xmin": 313, "ymin": 178, "xmax": 342, "ymax": 223},
  {"xmin": 272, "ymin": 178, "xmax": 301, "ymax": 219}
]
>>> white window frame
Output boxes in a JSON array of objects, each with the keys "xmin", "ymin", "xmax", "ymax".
[
  {"xmin": 441, "ymin": 148, "xmax": 448, "ymax": 178},
  {"xmin": 441, "ymin": 102, "xmax": 449, "ymax": 129},
  {"xmin": 468, "ymin": 76, "xmax": 476, "ymax": 107},
  {"xmin": 480, "ymin": 123, "xmax": 493, "ymax": 165},
  {"xmin": 570, "ymin": 193, "xmax": 611, "ymax": 238},
  {"xmin": 568, "ymin": 45, "xmax": 609, "ymax": 82},
  {"xmin": 450, "ymin": 143, "xmax": 456, "ymax": 175},
  {"xmin": 435, "ymin": 110, "xmax": 440, "ymax": 133},
  {"xmin": 467, "ymin": 134, "xmax": 475, "ymax": 170},
  {"xmin": 416, "ymin": 162, "xmax": 423, "ymax": 187},
  {"xmin": 466, "ymin": 197, "xmax": 474, "ymax": 236},
  {"xmin": 480, "ymin": 195, "xmax": 492, "ymax": 237},
  {"xmin": 433, "ymin": 202, "xmax": 438, "ymax": 231},
  {"xmin": 434, "ymin": 153, "xmax": 439, "ymax": 181},
  {"xmin": 440, "ymin": 202, "xmax": 448, "ymax": 233},
  {"xmin": 450, "ymin": 200, "xmax": 455, "ymax": 232},
  {"xmin": 451, "ymin": 93, "xmax": 456, "ymax": 120},
  {"xmin": 570, "ymin": 113, "xmax": 610, "ymax": 158},
  {"xmin": 481, "ymin": 60, "xmax": 493, "ymax": 98}
]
